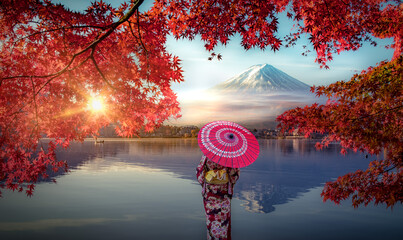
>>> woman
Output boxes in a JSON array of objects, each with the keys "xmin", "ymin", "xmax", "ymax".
[
  {"xmin": 197, "ymin": 121, "xmax": 259, "ymax": 239},
  {"xmin": 196, "ymin": 154, "xmax": 240, "ymax": 240}
]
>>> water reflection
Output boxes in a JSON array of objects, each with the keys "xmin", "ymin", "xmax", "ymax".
[
  {"xmin": 234, "ymin": 139, "xmax": 368, "ymax": 213},
  {"xmin": 52, "ymin": 138, "xmax": 370, "ymax": 213}
]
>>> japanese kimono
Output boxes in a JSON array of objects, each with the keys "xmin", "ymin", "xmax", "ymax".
[{"xmin": 196, "ymin": 155, "xmax": 240, "ymax": 240}]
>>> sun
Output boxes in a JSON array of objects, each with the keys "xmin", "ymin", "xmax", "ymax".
[{"xmin": 88, "ymin": 97, "xmax": 105, "ymax": 113}]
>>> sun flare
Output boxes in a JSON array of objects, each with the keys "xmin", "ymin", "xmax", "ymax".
[{"xmin": 89, "ymin": 97, "xmax": 105, "ymax": 113}]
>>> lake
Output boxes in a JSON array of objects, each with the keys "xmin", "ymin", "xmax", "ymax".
[{"xmin": 0, "ymin": 138, "xmax": 402, "ymax": 240}]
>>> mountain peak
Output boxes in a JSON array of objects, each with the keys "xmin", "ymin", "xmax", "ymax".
[
  {"xmin": 255, "ymin": 63, "xmax": 272, "ymax": 68},
  {"xmin": 213, "ymin": 63, "xmax": 310, "ymax": 93},
  {"xmin": 247, "ymin": 63, "xmax": 273, "ymax": 72}
]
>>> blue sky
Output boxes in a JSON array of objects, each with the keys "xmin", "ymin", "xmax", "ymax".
[
  {"xmin": 57, "ymin": 0, "xmax": 395, "ymax": 126},
  {"xmin": 58, "ymin": 0, "xmax": 394, "ymax": 91},
  {"xmin": 167, "ymin": 33, "xmax": 394, "ymax": 93}
]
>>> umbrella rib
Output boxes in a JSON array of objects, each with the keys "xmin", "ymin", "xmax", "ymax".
[
  {"xmin": 244, "ymin": 151, "xmax": 253, "ymax": 167},
  {"xmin": 201, "ymin": 128, "xmax": 226, "ymax": 166},
  {"xmin": 229, "ymin": 124, "xmax": 239, "ymax": 168},
  {"xmin": 228, "ymin": 134, "xmax": 236, "ymax": 168},
  {"xmin": 246, "ymin": 142, "xmax": 259, "ymax": 152},
  {"xmin": 215, "ymin": 135, "xmax": 231, "ymax": 167},
  {"xmin": 240, "ymin": 140, "xmax": 248, "ymax": 168},
  {"xmin": 242, "ymin": 146, "xmax": 256, "ymax": 167},
  {"xmin": 249, "ymin": 147, "xmax": 259, "ymax": 160}
]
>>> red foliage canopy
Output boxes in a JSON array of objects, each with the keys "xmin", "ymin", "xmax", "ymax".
[
  {"xmin": 277, "ymin": 57, "xmax": 402, "ymax": 207},
  {"xmin": 0, "ymin": 0, "xmax": 401, "ymax": 206},
  {"xmin": 157, "ymin": 0, "xmax": 402, "ymax": 67},
  {"xmin": 0, "ymin": 0, "xmax": 183, "ymax": 196}
]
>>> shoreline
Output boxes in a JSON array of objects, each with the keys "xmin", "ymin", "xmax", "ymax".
[{"xmin": 40, "ymin": 136, "xmax": 323, "ymax": 142}]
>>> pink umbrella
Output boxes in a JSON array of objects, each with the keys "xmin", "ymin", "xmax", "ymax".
[{"xmin": 198, "ymin": 121, "xmax": 259, "ymax": 168}]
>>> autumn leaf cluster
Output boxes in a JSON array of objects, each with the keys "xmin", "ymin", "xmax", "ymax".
[
  {"xmin": 277, "ymin": 56, "xmax": 402, "ymax": 207},
  {"xmin": 0, "ymin": 0, "xmax": 183, "ymax": 196},
  {"xmin": 0, "ymin": 0, "xmax": 402, "ymax": 207}
]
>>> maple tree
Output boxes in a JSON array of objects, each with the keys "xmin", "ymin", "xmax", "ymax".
[
  {"xmin": 277, "ymin": 57, "xmax": 402, "ymax": 207},
  {"xmin": 0, "ymin": 0, "xmax": 401, "ymax": 207},
  {"xmin": 0, "ymin": 0, "xmax": 183, "ymax": 196}
]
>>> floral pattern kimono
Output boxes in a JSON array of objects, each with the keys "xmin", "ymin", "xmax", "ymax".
[{"xmin": 196, "ymin": 155, "xmax": 240, "ymax": 240}]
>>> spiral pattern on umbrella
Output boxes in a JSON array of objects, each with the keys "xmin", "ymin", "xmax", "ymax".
[{"xmin": 198, "ymin": 121, "xmax": 259, "ymax": 168}]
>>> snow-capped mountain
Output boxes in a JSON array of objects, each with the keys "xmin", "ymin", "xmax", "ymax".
[{"xmin": 213, "ymin": 64, "xmax": 310, "ymax": 93}]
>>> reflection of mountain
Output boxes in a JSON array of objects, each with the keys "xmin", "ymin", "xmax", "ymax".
[
  {"xmin": 51, "ymin": 139, "xmax": 370, "ymax": 214},
  {"xmin": 234, "ymin": 140, "xmax": 369, "ymax": 213},
  {"xmin": 237, "ymin": 183, "xmax": 291, "ymax": 213}
]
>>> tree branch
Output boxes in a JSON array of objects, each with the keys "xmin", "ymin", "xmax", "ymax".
[
  {"xmin": 29, "ymin": 77, "xmax": 40, "ymax": 140},
  {"xmin": 1, "ymin": 0, "xmax": 145, "ymax": 82},
  {"xmin": 87, "ymin": 0, "xmax": 144, "ymax": 51},
  {"xmin": 90, "ymin": 48, "xmax": 115, "ymax": 90},
  {"xmin": 128, "ymin": 11, "xmax": 148, "ymax": 55},
  {"xmin": 350, "ymin": 105, "xmax": 403, "ymax": 123},
  {"xmin": 13, "ymin": 25, "xmax": 109, "ymax": 44},
  {"xmin": 136, "ymin": 9, "xmax": 148, "ymax": 55},
  {"xmin": 323, "ymin": 0, "xmax": 336, "ymax": 29}
]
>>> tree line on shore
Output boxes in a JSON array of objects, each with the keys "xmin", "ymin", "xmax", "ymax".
[{"xmin": 96, "ymin": 124, "xmax": 325, "ymax": 139}]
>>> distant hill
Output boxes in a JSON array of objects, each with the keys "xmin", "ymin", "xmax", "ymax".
[
  {"xmin": 212, "ymin": 63, "xmax": 310, "ymax": 93},
  {"xmin": 173, "ymin": 64, "xmax": 321, "ymax": 128}
]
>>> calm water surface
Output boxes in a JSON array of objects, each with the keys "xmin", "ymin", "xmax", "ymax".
[{"xmin": 0, "ymin": 139, "xmax": 402, "ymax": 240}]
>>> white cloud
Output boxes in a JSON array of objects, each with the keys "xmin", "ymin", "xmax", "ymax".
[{"xmin": 169, "ymin": 90, "xmax": 324, "ymax": 128}]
